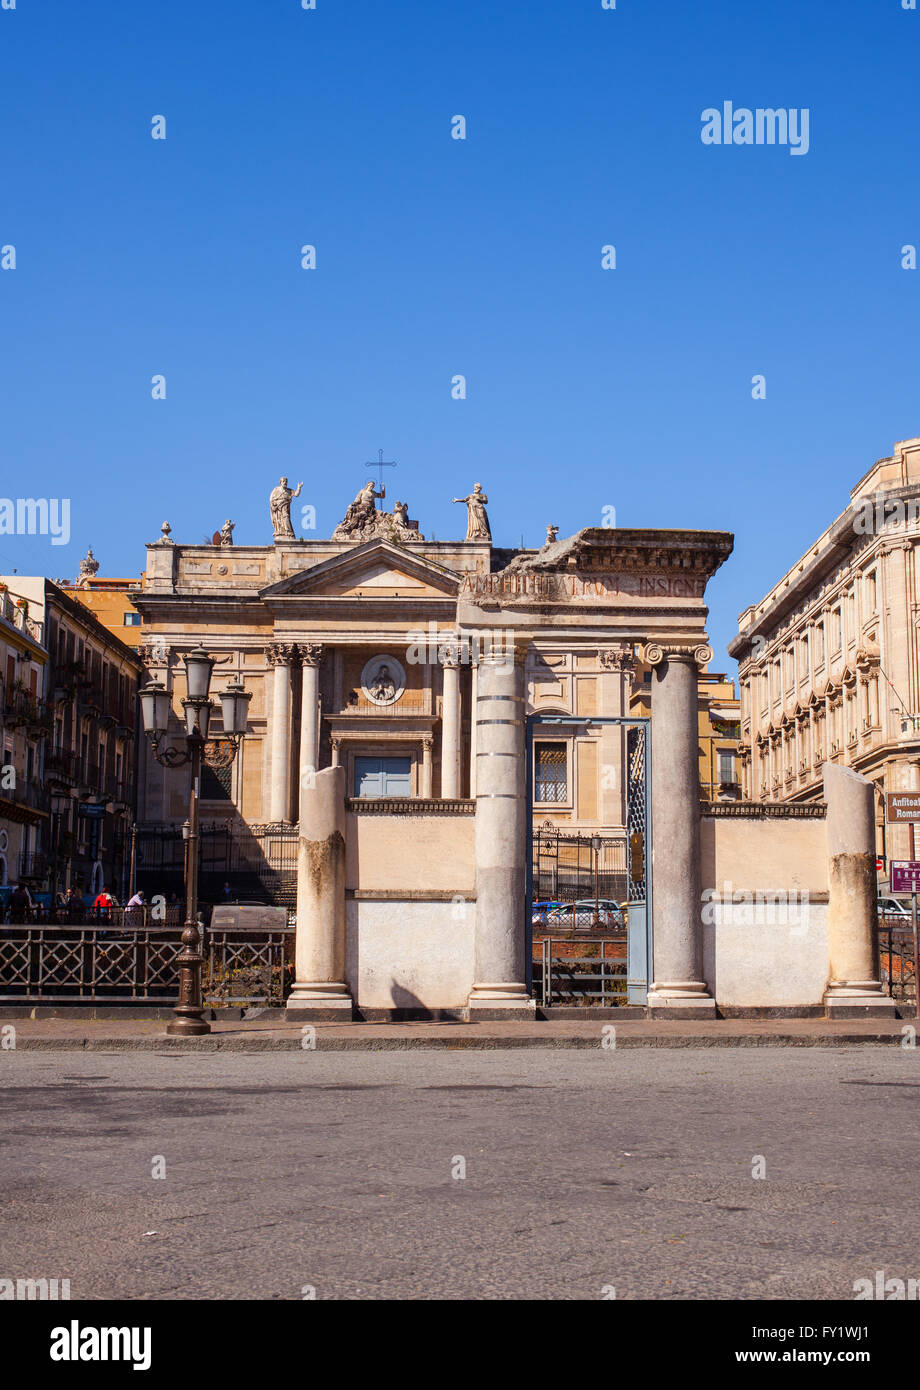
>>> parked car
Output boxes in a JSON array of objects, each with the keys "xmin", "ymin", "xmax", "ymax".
[
  {"xmin": 878, "ymin": 897, "xmax": 912, "ymax": 919},
  {"xmin": 531, "ymin": 900, "xmax": 565, "ymax": 926},
  {"xmin": 545, "ymin": 898, "xmax": 627, "ymax": 930}
]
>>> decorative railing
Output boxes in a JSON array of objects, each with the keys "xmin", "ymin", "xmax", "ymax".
[
  {"xmin": 702, "ymin": 801, "xmax": 827, "ymax": 818},
  {"xmin": 346, "ymin": 797, "xmax": 475, "ymax": 815},
  {"xmin": 0, "ymin": 919, "xmax": 294, "ymax": 1005}
]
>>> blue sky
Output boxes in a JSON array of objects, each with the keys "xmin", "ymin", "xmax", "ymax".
[{"xmin": 2, "ymin": 0, "xmax": 918, "ymax": 670}]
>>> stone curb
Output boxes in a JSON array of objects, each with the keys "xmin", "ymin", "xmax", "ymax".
[{"xmin": 5, "ymin": 1032, "xmax": 909, "ymax": 1052}]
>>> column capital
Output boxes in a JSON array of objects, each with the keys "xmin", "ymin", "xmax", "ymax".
[
  {"xmin": 598, "ymin": 644, "xmax": 635, "ymax": 673},
  {"xmin": 299, "ymin": 642, "xmax": 325, "ymax": 667},
  {"xmin": 644, "ymin": 641, "xmax": 713, "ymax": 669},
  {"xmin": 266, "ymin": 642, "xmax": 297, "ymax": 666}
]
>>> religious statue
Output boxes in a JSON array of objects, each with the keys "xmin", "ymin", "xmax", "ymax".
[
  {"xmin": 452, "ymin": 483, "xmax": 491, "ymax": 542},
  {"xmin": 269, "ymin": 476, "xmax": 303, "ymax": 541},
  {"xmin": 369, "ymin": 664, "xmax": 397, "ymax": 703},
  {"xmin": 337, "ymin": 480, "xmax": 385, "ymax": 534},
  {"xmin": 219, "ymin": 519, "xmax": 235, "ymax": 546},
  {"xmin": 545, "ymin": 524, "xmax": 559, "ymax": 546}
]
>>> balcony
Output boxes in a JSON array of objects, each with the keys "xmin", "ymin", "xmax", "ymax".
[
  {"xmin": 0, "ymin": 590, "xmax": 44, "ymax": 645},
  {"xmin": 1, "ymin": 683, "xmax": 50, "ymax": 732},
  {"xmin": 45, "ymin": 746, "xmax": 81, "ymax": 784},
  {"xmin": 18, "ymin": 850, "xmax": 47, "ymax": 881}
]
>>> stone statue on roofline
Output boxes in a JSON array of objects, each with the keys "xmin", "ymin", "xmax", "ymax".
[
  {"xmin": 270, "ymin": 477, "xmax": 303, "ymax": 541},
  {"xmin": 331, "ymin": 481, "xmax": 425, "ymax": 544},
  {"xmin": 452, "ymin": 483, "xmax": 491, "ymax": 541}
]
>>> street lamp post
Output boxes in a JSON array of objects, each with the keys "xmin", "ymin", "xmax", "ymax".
[{"xmin": 139, "ymin": 651, "xmax": 251, "ymax": 1036}]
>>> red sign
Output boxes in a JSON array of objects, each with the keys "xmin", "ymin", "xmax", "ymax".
[
  {"xmin": 890, "ymin": 861, "xmax": 920, "ymax": 894},
  {"xmin": 876, "ymin": 857, "xmax": 885, "ymax": 873}
]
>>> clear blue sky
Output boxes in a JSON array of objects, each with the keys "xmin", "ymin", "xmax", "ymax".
[{"xmin": 2, "ymin": 0, "xmax": 918, "ymax": 671}]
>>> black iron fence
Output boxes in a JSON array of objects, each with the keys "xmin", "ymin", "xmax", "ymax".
[
  {"xmin": 0, "ymin": 917, "xmax": 294, "ymax": 1006},
  {"xmin": 533, "ymin": 936, "xmax": 627, "ymax": 1006}
]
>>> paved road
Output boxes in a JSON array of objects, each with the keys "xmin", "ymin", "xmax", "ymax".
[{"xmin": 2, "ymin": 1047, "xmax": 918, "ymax": 1300}]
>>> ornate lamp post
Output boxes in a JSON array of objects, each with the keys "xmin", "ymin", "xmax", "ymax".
[{"xmin": 139, "ymin": 651, "xmax": 251, "ymax": 1035}]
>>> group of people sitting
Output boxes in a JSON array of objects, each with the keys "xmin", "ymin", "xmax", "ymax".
[{"xmin": 2, "ymin": 885, "xmax": 177, "ymax": 925}]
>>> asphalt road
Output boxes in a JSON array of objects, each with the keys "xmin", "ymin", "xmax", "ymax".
[{"xmin": 2, "ymin": 1047, "xmax": 918, "ymax": 1300}]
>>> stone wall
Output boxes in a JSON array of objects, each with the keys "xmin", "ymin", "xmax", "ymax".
[
  {"xmin": 344, "ymin": 809, "xmax": 476, "ymax": 1010},
  {"xmin": 699, "ymin": 808, "xmax": 828, "ymax": 1009}
]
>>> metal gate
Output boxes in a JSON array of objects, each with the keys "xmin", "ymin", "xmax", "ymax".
[{"xmin": 526, "ymin": 715, "xmax": 652, "ymax": 1006}]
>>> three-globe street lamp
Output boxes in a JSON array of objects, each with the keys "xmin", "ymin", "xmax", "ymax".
[{"xmin": 139, "ymin": 649, "xmax": 251, "ymax": 1036}]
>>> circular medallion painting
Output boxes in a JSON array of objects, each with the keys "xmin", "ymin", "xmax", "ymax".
[{"xmin": 361, "ymin": 655, "xmax": 406, "ymax": 706}]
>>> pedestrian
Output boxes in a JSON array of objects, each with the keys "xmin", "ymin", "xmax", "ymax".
[
  {"xmin": 125, "ymin": 887, "xmax": 146, "ymax": 925},
  {"xmin": 66, "ymin": 883, "xmax": 85, "ymax": 923},
  {"xmin": 9, "ymin": 883, "xmax": 32, "ymax": 925},
  {"xmin": 93, "ymin": 884, "xmax": 115, "ymax": 924},
  {"xmin": 222, "ymin": 880, "xmax": 233, "ymax": 902}
]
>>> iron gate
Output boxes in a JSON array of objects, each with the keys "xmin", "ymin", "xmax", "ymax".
[{"xmin": 526, "ymin": 715, "xmax": 652, "ymax": 1006}]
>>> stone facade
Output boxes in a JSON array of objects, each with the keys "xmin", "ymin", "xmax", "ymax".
[
  {"xmin": 133, "ymin": 504, "xmax": 734, "ymax": 1014},
  {"xmin": 0, "ymin": 584, "xmax": 48, "ymax": 889},
  {"xmin": 729, "ymin": 436, "xmax": 920, "ymax": 877},
  {"xmin": 0, "ymin": 577, "xmax": 143, "ymax": 898}
]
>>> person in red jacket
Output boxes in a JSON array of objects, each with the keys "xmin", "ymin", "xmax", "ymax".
[{"xmin": 93, "ymin": 886, "xmax": 115, "ymax": 923}]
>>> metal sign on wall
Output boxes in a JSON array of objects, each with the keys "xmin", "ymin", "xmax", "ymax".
[{"xmin": 886, "ymin": 793, "xmax": 920, "ymax": 823}]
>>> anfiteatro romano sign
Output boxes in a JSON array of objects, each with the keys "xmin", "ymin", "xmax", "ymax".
[{"xmin": 885, "ymin": 793, "xmax": 920, "ymax": 823}]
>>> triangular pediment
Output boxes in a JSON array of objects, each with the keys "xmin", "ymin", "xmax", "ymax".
[{"xmin": 261, "ymin": 540, "xmax": 461, "ymax": 601}]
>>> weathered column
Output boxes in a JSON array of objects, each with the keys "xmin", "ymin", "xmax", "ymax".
[
  {"xmin": 421, "ymin": 737, "xmax": 433, "ymax": 798},
  {"xmin": 440, "ymin": 655, "xmax": 461, "ymax": 797},
  {"xmin": 286, "ymin": 764, "xmax": 352, "ymax": 1019},
  {"xmin": 469, "ymin": 658, "xmax": 479, "ymax": 797},
  {"xmin": 468, "ymin": 642, "xmax": 535, "ymax": 1018},
  {"xmin": 299, "ymin": 644, "xmax": 323, "ymax": 799},
  {"xmin": 823, "ymin": 763, "xmax": 895, "ymax": 1017},
  {"xmin": 646, "ymin": 643, "xmax": 716, "ymax": 1017},
  {"xmin": 267, "ymin": 643, "xmax": 294, "ymax": 823}
]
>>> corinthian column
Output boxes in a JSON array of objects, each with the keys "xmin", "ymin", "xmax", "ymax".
[
  {"xmin": 267, "ymin": 643, "xmax": 295, "ymax": 823},
  {"xmin": 299, "ymin": 644, "xmax": 324, "ymax": 802},
  {"xmin": 468, "ymin": 640, "xmax": 535, "ymax": 1018},
  {"xmin": 645, "ymin": 642, "xmax": 716, "ymax": 1017},
  {"xmin": 440, "ymin": 652, "xmax": 462, "ymax": 798}
]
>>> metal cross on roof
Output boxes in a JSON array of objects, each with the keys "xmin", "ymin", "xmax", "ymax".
[{"xmin": 365, "ymin": 448, "xmax": 397, "ymax": 504}]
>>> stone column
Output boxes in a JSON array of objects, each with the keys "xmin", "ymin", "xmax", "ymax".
[
  {"xmin": 421, "ymin": 737, "xmax": 433, "ymax": 798},
  {"xmin": 267, "ymin": 643, "xmax": 295, "ymax": 823},
  {"xmin": 299, "ymin": 644, "xmax": 323, "ymax": 800},
  {"xmin": 469, "ymin": 659, "xmax": 478, "ymax": 797},
  {"xmin": 440, "ymin": 655, "xmax": 461, "ymax": 798},
  {"xmin": 286, "ymin": 765, "xmax": 352, "ymax": 1019},
  {"xmin": 468, "ymin": 642, "xmax": 535, "ymax": 1018},
  {"xmin": 330, "ymin": 737, "xmax": 341, "ymax": 769},
  {"xmin": 646, "ymin": 643, "xmax": 716, "ymax": 1017},
  {"xmin": 823, "ymin": 763, "xmax": 895, "ymax": 1017}
]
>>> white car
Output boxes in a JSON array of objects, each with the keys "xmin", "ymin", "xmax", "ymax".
[{"xmin": 878, "ymin": 897, "xmax": 912, "ymax": 919}]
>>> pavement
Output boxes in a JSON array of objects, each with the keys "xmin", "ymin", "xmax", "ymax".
[
  {"xmin": 1, "ymin": 1014, "xmax": 917, "ymax": 1049},
  {"xmin": 4, "ymin": 1047, "xmax": 920, "ymax": 1300}
]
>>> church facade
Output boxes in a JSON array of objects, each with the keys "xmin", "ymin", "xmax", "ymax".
[{"xmin": 133, "ymin": 479, "xmax": 739, "ymax": 1015}]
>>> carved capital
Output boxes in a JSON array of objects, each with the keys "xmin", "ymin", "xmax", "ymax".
[
  {"xmin": 266, "ymin": 642, "xmax": 297, "ymax": 667},
  {"xmin": 644, "ymin": 641, "xmax": 713, "ymax": 668},
  {"xmin": 139, "ymin": 640, "xmax": 169, "ymax": 670},
  {"xmin": 299, "ymin": 643, "xmax": 324, "ymax": 667},
  {"xmin": 598, "ymin": 644, "xmax": 635, "ymax": 673}
]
